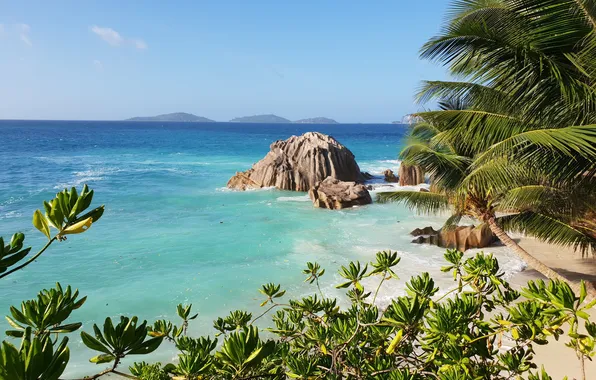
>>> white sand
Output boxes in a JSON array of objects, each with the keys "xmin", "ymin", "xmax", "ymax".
[{"xmin": 508, "ymin": 237, "xmax": 596, "ymax": 380}]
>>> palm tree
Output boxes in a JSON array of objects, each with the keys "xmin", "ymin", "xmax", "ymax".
[{"xmin": 380, "ymin": 0, "xmax": 596, "ymax": 296}]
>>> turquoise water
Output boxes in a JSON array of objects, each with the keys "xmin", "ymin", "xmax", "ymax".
[{"xmin": 0, "ymin": 121, "xmax": 524, "ymax": 375}]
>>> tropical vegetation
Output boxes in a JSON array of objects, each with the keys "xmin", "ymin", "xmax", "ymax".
[
  {"xmin": 1, "ymin": 185, "xmax": 596, "ymax": 379},
  {"xmin": 379, "ymin": 0, "xmax": 596, "ymax": 296}
]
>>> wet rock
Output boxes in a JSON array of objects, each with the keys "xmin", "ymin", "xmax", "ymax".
[
  {"xmin": 309, "ymin": 177, "xmax": 372, "ymax": 210},
  {"xmin": 411, "ymin": 226, "xmax": 439, "ymax": 236},
  {"xmin": 383, "ymin": 169, "xmax": 399, "ymax": 183},
  {"xmin": 361, "ymin": 172, "xmax": 374, "ymax": 180}
]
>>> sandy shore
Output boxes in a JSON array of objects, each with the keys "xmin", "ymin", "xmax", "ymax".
[{"xmin": 508, "ymin": 237, "xmax": 596, "ymax": 379}]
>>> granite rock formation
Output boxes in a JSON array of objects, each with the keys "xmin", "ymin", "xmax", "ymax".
[
  {"xmin": 227, "ymin": 132, "xmax": 367, "ymax": 191},
  {"xmin": 410, "ymin": 225, "xmax": 497, "ymax": 252},
  {"xmin": 399, "ymin": 164, "xmax": 425, "ymax": 186}
]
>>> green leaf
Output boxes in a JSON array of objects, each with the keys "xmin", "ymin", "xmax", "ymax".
[
  {"xmin": 5, "ymin": 330, "xmax": 24, "ymax": 338},
  {"xmin": 81, "ymin": 331, "xmax": 112, "ymax": 355},
  {"xmin": 32, "ymin": 210, "xmax": 51, "ymax": 239},
  {"xmin": 49, "ymin": 323, "xmax": 82, "ymax": 333},
  {"xmin": 386, "ymin": 329, "xmax": 404, "ymax": 354},
  {"xmin": 90, "ymin": 354, "xmax": 115, "ymax": 364},
  {"xmin": 580, "ymin": 281, "xmax": 587, "ymax": 304},
  {"xmin": 127, "ymin": 337, "xmax": 163, "ymax": 355}
]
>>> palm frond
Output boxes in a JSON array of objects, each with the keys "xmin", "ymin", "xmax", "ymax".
[
  {"xmin": 417, "ymin": 80, "xmax": 513, "ymax": 114},
  {"xmin": 442, "ymin": 213, "xmax": 464, "ymax": 230},
  {"xmin": 473, "ymin": 125, "xmax": 596, "ymax": 182},
  {"xmin": 459, "ymin": 158, "xmax": 537, "ymax": 196},
  {"xmin": 377, "ymin": 191, "xmax": 451, "ymax": 214},
  {"xmin": 409, "ymin": 122, "xmax": 441, "ymax": 142},
  {"xmin": 416, "ymin": 109, "xmax": 534, "ymax": 156},
  {"xmin": 399, "ymin": 143, "xmax": 471, "ymax": 190},
  {"xmin": 497, "ymin": 211, "xmax": 596, "ymax": 256},
  {"xmin": 422, "ymin": 0, "xmax": 595, "ymax": 124},
  {"xmin": 447, "ymin": 0, "xmax": 508, "ymax": 21}
]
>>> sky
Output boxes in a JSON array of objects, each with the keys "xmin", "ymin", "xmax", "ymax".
[{"xmin": 0, "ymin": 1, "xmax": 451, "ymax": 123}]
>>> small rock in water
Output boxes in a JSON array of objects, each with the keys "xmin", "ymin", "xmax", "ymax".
[
  {"xmin": 309, "ymin": 177, "xmax": 372, "ymax": 210},
  {"xmin": 383, "ymin": 169, "xmax": 399, "ymax": 183}
]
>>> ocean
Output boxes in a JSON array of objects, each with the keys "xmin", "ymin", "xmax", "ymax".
[{"xmin": 0, "ymin": 120, "xmax": 525, "ymax": 375}]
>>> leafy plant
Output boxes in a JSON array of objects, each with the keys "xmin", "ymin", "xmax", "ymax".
[
  {"xmin": 5, "ymin": 283, "xmax": 85, "ymax": 339},
  {"xmin": 0, "ymin": 329, "xmax": 70, "ymax": 380},
  {"xmin": 0, "ymin": 185, "xmax": 104, "ymax": 280},
  {"xmin": 81, "ymin": 316, "xmax": 163, "ymax": 365}
]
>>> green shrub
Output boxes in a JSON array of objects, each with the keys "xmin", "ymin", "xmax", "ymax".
[{"xmin": 1, "ymin": 188, "xmax": 595, "ymax": 380}]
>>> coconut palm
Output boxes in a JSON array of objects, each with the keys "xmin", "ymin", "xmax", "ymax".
[{"xmin": 380, "ymin": 0, "xmax": 596, "ymax": 296}]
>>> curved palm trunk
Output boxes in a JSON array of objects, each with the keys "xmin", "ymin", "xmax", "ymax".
[{"xmin": 486, "ymin": 217, "xmax": 596, "ymax": 299}]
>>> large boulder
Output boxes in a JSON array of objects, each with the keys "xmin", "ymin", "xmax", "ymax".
[
  {"xmin": 309, "ymin": 177, "xmax": 372, "ymax": 210},
  {"xmin": 410, "ymin": 225, "xmax": 497, "ymax": 252},
  {"xmin": 383, "ymin": 169, "xmax": 399, "ymax": 183},
  {"xmin": 227, "ymin": 132, "xmax": 367, "ymax": 191},
  {"xmin": 399, "ymin": 164, "xmax": 425, "ymax": 186}
]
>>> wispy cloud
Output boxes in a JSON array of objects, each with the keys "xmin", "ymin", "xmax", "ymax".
[
  {"xmin": 90, "ymin": 26, "xmax": 123, "ymax": 46},
  {"xmin": 90, "ymin": 25, "xmax": 147, "ymax": 50},
  {"xmin": 131, "ymin": 39, "xmax": 147, "ymax": 50},
  {"xmin": 93, "ymin": 59, "xmax": 104, "ymax": 71},
  {"xmin": 17, "ymin": 23, "xmax": 32, "ymax": 46}
]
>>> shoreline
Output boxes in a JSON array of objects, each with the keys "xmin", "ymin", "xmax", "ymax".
[{"xmin": 507, "ymin": 237, "xmax": 596, "ymax": 379}]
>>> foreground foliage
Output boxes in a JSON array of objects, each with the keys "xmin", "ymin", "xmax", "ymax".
[{"xmin": 1, "ymin": 186, "xmax": 595, "ymax": 379}]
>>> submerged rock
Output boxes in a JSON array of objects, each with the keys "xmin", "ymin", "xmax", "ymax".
[
  {"xmin": 399, "ymin": 164, "xmax": 425, "ymax": 186},
  {"xmin": 361, "ymin": 172, "xmax": 374, "ymax": 180},
  {"xmin": 309, "ymin": 177, "xmax": 372, "ymax": 210},
  {"xmin": 227, "ymin": 132, "xmax": 367, "ymax": 191},
  {"xmin": 383, "ymin": 169, "xmax": 399, "ymax": 183},
  {"xmin": 410, "ymin": 225, "xmax": 497, "ymax": 252},
  {"xmin": 411, "ymin": 226, "xmax": 439, "ymax": 236}
]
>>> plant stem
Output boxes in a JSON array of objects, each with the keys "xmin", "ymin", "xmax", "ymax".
[
  {"xmin": 0, "ymin": 236, "xmax": 57, "ymax": 280},
  {"xmin": 251, "ymin": 304, "xmax": 278, "ymax": 325},
  {"xmin": 372, "ymin": 275, "xmax": 386, "ymax": 304},
  {"xmin": 316, "ymin": 278, "xmax": 324, "ymax": 299},
  {"xmin": 435, "ymin": 280, "xmax": 473, "ymax": 303}
]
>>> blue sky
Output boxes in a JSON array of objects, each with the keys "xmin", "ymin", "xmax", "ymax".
[{"xmin": 0, "ymin": 1, "xmax": 450, "ymax": 122}]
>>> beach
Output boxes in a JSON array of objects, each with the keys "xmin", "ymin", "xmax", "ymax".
[{"xmin": 509, "ymin": 237, "xmax": 596, "ymax": 379}]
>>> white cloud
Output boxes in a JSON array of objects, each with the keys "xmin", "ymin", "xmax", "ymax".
[
  {"xmin": 93, "ymin": 59, "xmax": 103, "ymax": 71},
  {"xmin": 131, "ymin": 38, "xmax": 147, "ymax": 50},
  {"xmin": 20, "ymin": 34, "xmax": 32, "ymax": 46},
  {"xmin": 17, "ymin": 23, "xmax": 32, "ymax": 46},
  {"xmin": 90, "ymin": 25, "xmax": 147, "ymax": 50},
  {"xmin": 18, "ymin": 23, "xmax": 30, "ymax": 33},
  {"xmin": 90, "ymin": 25, "xmax": 124, "ymax": 46}
]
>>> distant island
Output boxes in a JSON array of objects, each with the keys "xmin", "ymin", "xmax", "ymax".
[
  {"xmin": 125, "ymin": 112, "xmax": 340, "ymax": 124},
  {"xmin": 229, "ymin": 114, "xmax": 291, "ymax": 123},
  {"xmin": 126, "ymin": 112, "xmax": 215, "ymax": 122},
  {"xmin": 294, "ymin": 117, "xmax": 338, "ymax": 124}
]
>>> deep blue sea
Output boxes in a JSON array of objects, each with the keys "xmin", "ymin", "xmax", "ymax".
[{"xmin": 0, "ymin": 120, "xmax": 524, "ymax": 375}]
